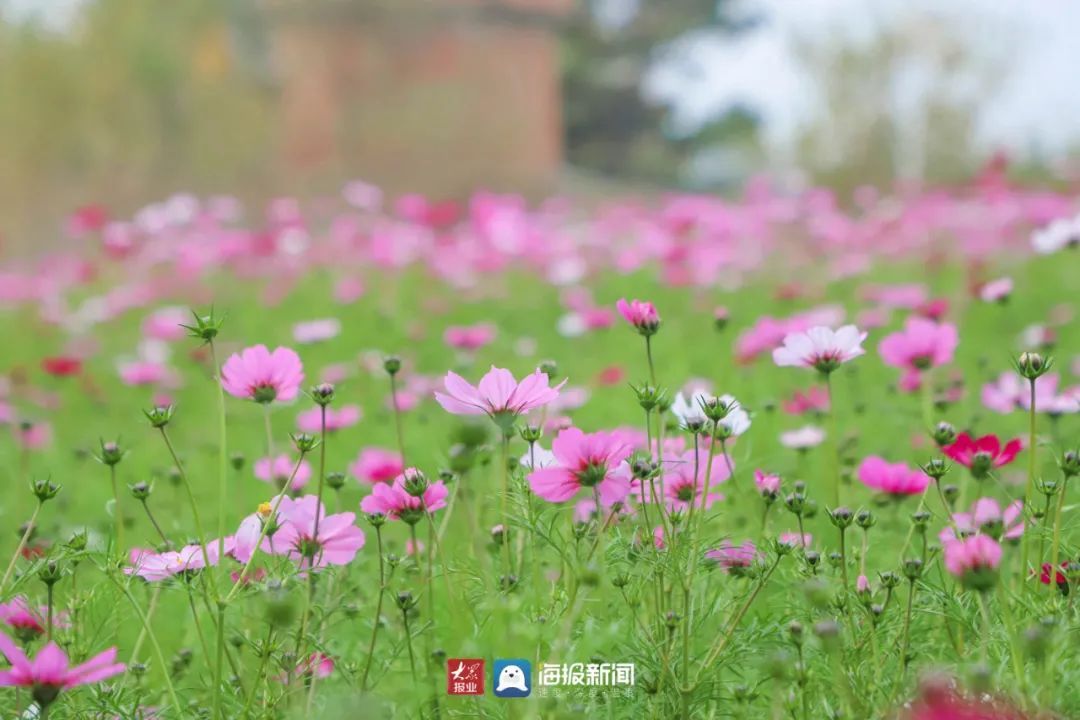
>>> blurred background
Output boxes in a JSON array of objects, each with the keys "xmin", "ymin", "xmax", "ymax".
[{"xmin": 2, "ymin": 0, "xmax": 1080, "ymax": 252}]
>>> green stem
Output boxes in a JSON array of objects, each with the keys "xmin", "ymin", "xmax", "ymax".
[
  {"xmin": 1021, "ymin": 379, "xmax": 1037, "ymax": 579},
  {"xmin": 110, "ymin": 465, "xmax": 124, "ymax": 553},
  {"xmin": 0, "ymin": 502, "xmax": 41, "ymax": 592},
  {"xmin": 360, "ymin": 526, "xmax": 386, "ymax": 690},
  {"xmin": 46, "ymin": 583, "xmax": 54, "ymax": 643},
  {"xmin": 1049, "ymin": 475, "xmax": 1069, "ymax": 594},
  {"xmin": 825, "ymin": 372, "xmax": 841, "ymax": 508},
  {"xmin": 900, "ymin": 579, "xmax": 917, "ymax": 672},
  {"xmin": 390, "ymin": 374, "xmax": 407, "ymax": 465},
  {"xmin": 157, "ymin": 427, "xmax": 217, "ymax": 597}
]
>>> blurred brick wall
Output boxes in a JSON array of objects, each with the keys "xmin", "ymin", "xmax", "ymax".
[{"xmin": 263, "ymin": 0, "xmax": 572, "ymax": 197}]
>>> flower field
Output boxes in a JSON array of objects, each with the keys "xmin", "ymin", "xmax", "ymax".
[{"xmin": 0, "ymin": 180, "xmax": 1078, "ymax": 719}]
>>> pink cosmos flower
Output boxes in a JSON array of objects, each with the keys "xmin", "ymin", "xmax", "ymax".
[
  {"xmin": 296, "ymin": 405, "xmax": 361, "ymax": 433},
  {"xmin": 943, "ymin": 433, "xmax": 1022, "ymax": 476},
  {"xmin": 434, "ymin": 366, "xmax": 564, "ymax": 421},
  {"xmin": 753, "ymin": 470, "xmax": 781, "ymax": 497},
  {"xmin": 615, "ymin": 298, "xmax": 661, "ymax": 335},
  {"xmin": 14, "ymin": 421, "xmax": 52, "ymax": 450},
  {"xmin": 269, "ymin": 495, "xmax": 365, "ymax": 571},
  {"xmin": 118, "ymin": 360, "xmax": 174, "ymax": 387},
  {"xmin": 527, "ymin": 427, "xmax": 633, "ymax": 504},
  {"xmin": 0, "ymin": 598, "xmax": 68, "ymax": 640},
  {"xmin": 856, "ymin": 575, "xmax": 870, "ymax": 594},
  {"xmin": 254, "ymin": 455, "xmax": 312, "ymax": 491},
  {"xmin": 141, "ymin": 307, "xmax": 188, "ymax": 342},
  {"xmin": 292, "ymin": 319, "xmax": 341, "ymax": 344},
  {"xmin": 656, "ymin": 447, "xmax": 731, "ymax": 512},
  {"xmin": 443, "ymin": 323, "xmax": 496, "ymax": 351},
  {"xmin": 772, "ymin": 325, "xmax": 866, "ymax": 373},
  {"xmin": 359, "ymin": 470, "xmax": 449, "ymax": 523},
  {"xmin": 124, "ymin": 542, "xmax": 221, "ymax": 582},
  {"xmin": 857, "ymin": 456, "xmax": 931, "ymax": 497},
  {"xmin": 879, "ymin": 317, "xmax": 959, "ymax": 379},
  {"xmin": 943, "ymin": 534, "xmax": 1002, "ymax": 580},
  {"xmin": 940, "ymin": 498, "xmax": 1024, "ymax": 543},
  {"xmin": 979, "ymin": 277, "xmax": 1013, "ymax": 303},
  {"xmin": 278, "ymin": 653, "xmax": 334, "ymax": 683},
  {"xmin": 782, "ymin": 386, "xmax": 830, "ymax": 415},
  {"xmin": 350, "ymin": 448, "xmax": 405, "ymax": 484},
  {"xmin": 0, "ymin": 632, "xmax": 125, "ymax": 707},
  {"xmin": 221, "ymin": 345, "xmax": 304, "ymax": 403},
  {"xmin": 705, "ymin": 540, "xmax": 759, "ymax": 573},
  {"xmin": 779, "ymin": 532, "xmax": 812, "ymax": 549}
]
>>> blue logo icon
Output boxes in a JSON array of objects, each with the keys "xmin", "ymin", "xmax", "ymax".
[{"xmin": 493, "ymin": 658, "xmax": 531, "ymax": 698}]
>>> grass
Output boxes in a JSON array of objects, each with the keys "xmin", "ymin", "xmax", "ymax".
[{"xmin": 0, "ymin": 245, "xmax": 1076, "ymax": 719}]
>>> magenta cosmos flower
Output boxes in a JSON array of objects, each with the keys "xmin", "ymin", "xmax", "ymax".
[
  {"xmin": 124, "ymin": 542, "xmax": 222, "ymax": 582},
  {"xmin": 269, "ymin": 495, "xmax": 365, "ymax": 571},
  {"xmin": 615, "ymin": 298, "xmax": 660, "ymax": 336},
  {"xmin": 350, "ymin": 447, "xmax": 405, "ymax": 484},
  {"xmin": 878, "ymin": 317, "xmax": 958, "ymax": 391},
  {"xmin": 0, "ymin": 597, "xmax": 68, "ymax": 642},
  {"xmin": 940, "ymin": 498, "xmax": 1024, "ymax": 543},
  {"xmin": 254, "ymin": 454, "xmax": 312, "ymax": 491},
  {"xmin": 0, "ymin": 631, "xmax": 125, "ymax": 709},
  {"xmin": 655, "ymin": 447, "xmax": 731, "ymax": 512},
  {"xmin": 943, "ymin": 432, "xmax": 1022, "ymax": 479},
  {"xmin": 527, "ymin": 427, "xmax": 633, "ymax": 504},
  {"xmin": 857, "ymin": 456, "xmax": 930, "ymax": 497},
  {"xmin": 221, "ymin": 345, "xmax": 304, "ymax": 404},
  {"xmin": 296, "ymin": 405, "xmax": 361, "ymax": 433},
  {"xmin": 705, "ymin": 540, "xmax": 759, "ymax": 574},
  {"xmin": 772, "ymin": 325, "xmax": 867, "ymax": 374},
  {"xmin": 753, "ymin": 470, "xmax": 781, "ymax": 498},
  {"xmin": 434, "ymin": 366, "xmax": 564, "ymax": 425},
  {"xmin": 444, "ymin": 323, "xmax": 496, "ymax": 351},
  {"xmin": 359, "ymin": 470, "xmax": 449, "ymax": 523}
]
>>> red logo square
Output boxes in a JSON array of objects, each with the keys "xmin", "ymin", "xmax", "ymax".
[{"xmin": 447, "ymin": 658, "xmax": 485, "ymax": 695}]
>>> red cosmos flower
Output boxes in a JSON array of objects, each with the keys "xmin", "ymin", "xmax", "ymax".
[
  {"xmin": 41, "ymin": 356, "xmax": 82, "ymax": 378},
  {"xmin": 1040, "ymin": 562, "xmax": 1069, "ymax": 593},
  {"xmin": 942, "ymin": 433, "xmax": 1022, "ymax": 478},
  {"xmin": 907, "ymin": 678, "xmax": 1030, "ymax": 720}
]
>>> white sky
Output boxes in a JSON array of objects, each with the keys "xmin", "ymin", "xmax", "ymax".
[{"xmin": 644, "ymin": 0, "xmax": 1080, "ymax": 160}]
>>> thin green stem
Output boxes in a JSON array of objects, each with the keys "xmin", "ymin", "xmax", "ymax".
[
  {"xmin": 110, "ymin": 465, "xmax": 124, "ymax": 553},
  {"xmin": 390, "ymin": 373, "xmax": 407, "ymax": 465},
  {"xmin": 0, "ymin": 502, "xmax": 41, "ymax": 592},
  {"xmin": 157, "ymin": 427, "xmax": 217, "ymax": 597},
  {"xmin": 1021, "ymin": 379, "xmax": 1037, "ymax": 579},
  {"xmin": 1050, "ymin": 475, "xmax": 1069, "ymax": 594},
  {"xmin": 360, "ymin": 526, "xmax": 386, "ymax": 690}
]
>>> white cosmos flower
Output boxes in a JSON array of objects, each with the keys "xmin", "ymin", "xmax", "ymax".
[
  {"xmin": 717, "ymin": 394, "xmax": 751, "ymax": 437},
  {"xmin": 671, "ymin": 391, "xmax": 709, "ymax": 429}
]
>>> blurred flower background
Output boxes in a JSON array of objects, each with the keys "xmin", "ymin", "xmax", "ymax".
[{"xmin": 1, "ymin": 0, "xmax": 1079, "ymax": 252}]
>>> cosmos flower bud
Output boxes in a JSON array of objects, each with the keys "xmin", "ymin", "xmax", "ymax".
[
  {"xmin": 143, "ymin": 405, "xmax": 175, "ymax": 429},
  {"xmin": 37, "ymin": 560, "xmax": 63, "ymax": 587},
  {"xmin": 519, "ymin": 424, "xmax": 543, "ymax": 444},
  {"xmin": 633, "ymin": 383, "xmax": 667, "ymax": 412},
  {"xmin": 291, "ymin": 433, "xmax": 320, "ymax": 454},
  {"xmin": 921, "ymin": 458, "xmax": 950, "ymax": 480},
  {"xmin": 325, "ymin": 472, "xmax": 346, "ymax": 490},
  {"xmin": 1037, "ymin": 477, "xmax": 1059, "ymax": 498},
  {"xmin": 784, "ymin": 492, "xmax": 806, "ymax": 516},
  {"xmin": 365, "ymin": 512, "xmax": 387, "ymax": 528},
  {"xmin": 617, "ymin": 298, "xmax": 661, "ymax": 337},
  {"xmin": 910, "ymin": 510, "xmax": 931, "ymax": 531},
  {"xmin": 500, "ymin": 575, "xmax": 519, "ymax": 591},
  {"xmin": 383, "ymin": 355, "xmax": 402, "ymax": 376},
  {"xmin": 855, "ymin": 509, "xmax": 875, "ymax": 529},
  {"xmin": 180, "ymin": 308, "xmax": 224, "ymax": 343},
  {"xmin": 699, "ymin": 395, "xmax": 733, "ymax": 423},
  {"xmin": 788, "ymin": 620, "xmax": 804, "ymax": 645},
  {"xmin": 878, "ymin": 571, "xmax": 901, "ymax": 589},
  {"xmin": 812, "ymin": 620, "xmax": 840, "ymax": 642},
  {"xmin": 537, "ymin": 359, "xmax": 558, "ymax": 377},
  {"xmin": 129, "ymin": 481, "xmax": 152, "ymax": 501},
  {"xmin": 713, "ymin": 307, "xmax": 729, "ymax": 332},
  {"xmin": 309, "ymin": 383, "xmax": 335, "ymax": 407},
  {"xmin": 804, "ymin": 551, "xmax": 821, "ymax": 568},
  {"xmin": 402, "ymin": 468, "xmax": 429, "ymax": 497},
  {"xmin": 856, "ymin": 574, "xmax": 871, "ymax": 596},
  {"xmin": 631, "ymin": 457, "xmax": 660, "ymax": 481},
  {"xmin": 31, "ymin": 478, "xmax": 61, "ymax": 503},
  {"xmin": 395, "ymin": 591, "xmax": 416, "ymax": 612},
  {"xmin": 827, "ymin": 506, "xmax": 854, "ymax": 529},
  {"xmin": 611, "ymin": 573, "xmax": 629, "ymax": 589},
  {"xmin": 230, "ymin": 453, "xmax": 246, "ymax": 471},
  {"xmin": 1014, "ymin": 351, "xmax": 1054, "ymax": 380},
  {"xmin": 490, "ymin": 524, "xmax": 507, "ymax": 545},
  {"xmin": 95, "ymin": 440, "xmax": 126, "ymax": 467},
  {"xmin": 942, "ymin": 484, "xmax": 959, "ymax": 505},
  {"xmin": 902, "ymin": 558, "xmax": 924, "ymax": 581},
  {"xmin": 65, "ymin": 530, "xmax": 87, "ymax": 551},
  {"xmin": 1060, "ymin": 450, "xmax": 1080, "ymax": 478},
  {"xmin": 931, "ymin": 422, "xmax": 957, "ymax": 447}
]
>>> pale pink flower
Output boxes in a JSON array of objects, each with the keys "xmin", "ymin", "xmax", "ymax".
[
  {"xmin": 779, "ymin": 532, "xmax": 812, "ymax": 548},
  {"xmin": 979, "ymin": 277, "xmax": 1013, "ymax": 303},
  {"xmin": 0, "ymin": 632, "xmax": 125, "ymax": 702},
  {"xmin": 292, "ymin": 319, "xmax": 341, "ymax": 345},
  {"xmin": 705, "ymin": 540, "xmax": 759, "ymax": 573},
  {"xmin": 878, "ymin": 318, "xmax": 959, "ymax": 377},
  {"xmin": 940, "ymin": 498, "xmax": 1024, "ymax": 543},
  {"xmin": 0, "ymin": 597, "xmax": 69, "ymax": 638},
  {"xmin": 779, "ymin": 425, "xmax": 825, "ymax": 450},
  {"xmin": 615, "ymin": 298, "xmax": 660, "ymax": 335},
  {"xmin": 527, "ymin": 427, "xmax": 633, "ymax": 504},
  {"xmin": 254, "ymin": 455, "xmax": 312, "ymax": 491},
  {"xmin": 350, "ymin": 447, "xmax": 405, "ymax": 484},
  {"xmin": 118, "ymin": 360, "xmax": 174, "ymax": 387},
  {"xmin": 124, "ymin": 543, "xmax": 221, "ymax": 582},
  {"xmin": 434, "ymin": 366, "xmax": 564, "ymax": 421},
  {"xmin": 782, "ymin": 386, "xmax": 830, "ymax": 415},
  {"xmin": 753, "ymin": 470, "xmax": 781, "ymax": 496},
  {"xmin": 772, "ymin": 325, "xmax": 866, "ymax": 373},
  {"xmin": 15, "ymin": 421, "xmax": 52, "ymax": 450},
  {"xmin": 359, "ymin": 471, "xmax": 449, "ymax": 523},
  {"xmin": 333, "ymin": 277, "xmax": 365, "ymax": 304},
  {"xmin": 269, "ymin": 495, "xmax": 365, "ymax": 571},
  {"xmin": 296, "ymin": 405, "xmax": 361, "ymax": 433},
  {"xmin": 141, "ymin": 307, "xmax": 188, "ymax": 342},
  {"xmin": 856, "ymin": 575, "xmax": 870, "ymax": 594},
  {"xmin": 443, "ymin": 323, "xmax": 496, "ymax": 351},
  {"xmin": 221, "ymin": 345, "xmax": 304, "ymax": 403},
  {"xmin": 943, "ymin": 534, "xmax": 1002, "ymax": 580},
  {"xmin": 856, "ymin": 456, "xmax": 930, "ymax": 497},
  {"xmin": 656, "ymin": 447, "xmax": 731, "ymax": 512}
]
